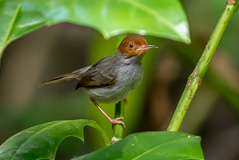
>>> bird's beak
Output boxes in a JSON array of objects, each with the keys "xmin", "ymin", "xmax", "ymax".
[{"xmin": 137, "ymin": 45, "xmax": 158, "ymax": 51}]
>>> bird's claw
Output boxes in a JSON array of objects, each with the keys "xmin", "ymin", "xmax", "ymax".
[
  {"xmin": 110, "ymin": 117, "xmax": 125, "ymax": 128},
  {"xmin": 123, "ymin": 98, "xmax": 128, "ymax": 104}
]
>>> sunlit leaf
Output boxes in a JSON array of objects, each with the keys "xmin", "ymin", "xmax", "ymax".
[
  {"xmin": 73, "ymin": 131, "xmax": 204, "ymax": 160},
  {"xmin": 0, "ymin": 119, "xmax": 109, "ymax": 160},
  {"xmin": 0, "ymin": 0, "xmax": 190, "ymax": 57}
]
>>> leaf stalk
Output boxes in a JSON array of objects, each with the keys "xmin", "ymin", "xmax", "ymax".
[{"xmin": 167, "ymin": 2, "xmax": 239, "ymax": 131}]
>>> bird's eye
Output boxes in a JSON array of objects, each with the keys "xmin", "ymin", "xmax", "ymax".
[{"xmin": 129, "ymin": 43, "xmax": 134, "ymax": 48}]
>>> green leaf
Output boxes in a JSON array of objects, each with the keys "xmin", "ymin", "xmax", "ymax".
[
  {"xmin": 0, "ymin": 119, "xmax": 110, "ymax": 160},
  {"xmin": 0, "ymin": 0, "xmax": 190, "ymax": 57},
  {"xmin": 73, "ymin": 131, "xmax": 204, "ymax": 160}
]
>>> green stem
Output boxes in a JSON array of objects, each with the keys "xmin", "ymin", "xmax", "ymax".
[
  {"xmin": 167, "ymin": 2, "xmax": 239, "ymax": 131},
  {"xmin": 112, "ymin": 101, "xmax": 124, "ymax": 143}
]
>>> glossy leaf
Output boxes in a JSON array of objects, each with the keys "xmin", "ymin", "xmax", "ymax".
[
  {"xmin": 73, "ymin": 131, "xmax": 204, "ymax": 160},
  {"xmin": 0, "ymin": 0, "xmax": 190, "ymax": 57},
  {"xmin": 0, "ymin": 119, "xmax": 110, "ymax": 160}
]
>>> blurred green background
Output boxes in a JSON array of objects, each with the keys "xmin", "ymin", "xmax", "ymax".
[{"xmin": 1, "ymin": 0, "xmax": 239, "ymax": 159}]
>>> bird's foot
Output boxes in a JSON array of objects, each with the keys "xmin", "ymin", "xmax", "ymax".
[
  {"xmin": 123, "ymin": 98, "xmax": 128, "ymax": 104},
  {"xmin": 110, "ymin": 117, "xmax": 125, "ymax": 128}
]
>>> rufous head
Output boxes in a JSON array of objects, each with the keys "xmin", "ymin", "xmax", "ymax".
[{"xmin": 118, "ymin": 34, "xmax": 158, "ymax": 58}]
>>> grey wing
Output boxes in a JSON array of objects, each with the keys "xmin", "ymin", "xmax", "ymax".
[
  {"xmin": 91, "ymin": 57, "xmax": 116, "ymax": 84},
  {"xmin": 75, "ymin": 56, "xmax": 117, "ymax": 89},
  {"xmin": 72, "ymin": 66, "xmax": 91, "ymax": 80}
]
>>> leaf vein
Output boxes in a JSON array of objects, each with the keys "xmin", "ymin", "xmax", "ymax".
[
  {"xmin": 132, "ymin": 136, "xmax": 190, "ymax": 160},
  {"xmin": 119, "ymin": 0, "xmax": 184, "ymax": 39}
]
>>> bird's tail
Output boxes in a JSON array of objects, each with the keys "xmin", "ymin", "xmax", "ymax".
[{"xmin": 40, "ymin": 73, "xmax": 78, "ymax": 87}]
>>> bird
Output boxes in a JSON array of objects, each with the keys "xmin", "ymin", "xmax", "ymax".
[{"xmin": 41, "ymin": 34, "xmax": 158, "ymax": 127}]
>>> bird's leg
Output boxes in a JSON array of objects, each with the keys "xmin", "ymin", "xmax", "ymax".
[
  {"xmin": 90, "ymin": 98, "xmax": 125, "ymax": 127},
  {"xmin": 123, "ymin": 98, "xmax": 128, "ymax": 104}
]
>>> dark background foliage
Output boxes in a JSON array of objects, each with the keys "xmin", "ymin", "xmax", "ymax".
[{"xmin": 0, "ymin": 0, "xmax": 239, "ymax": 159}]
